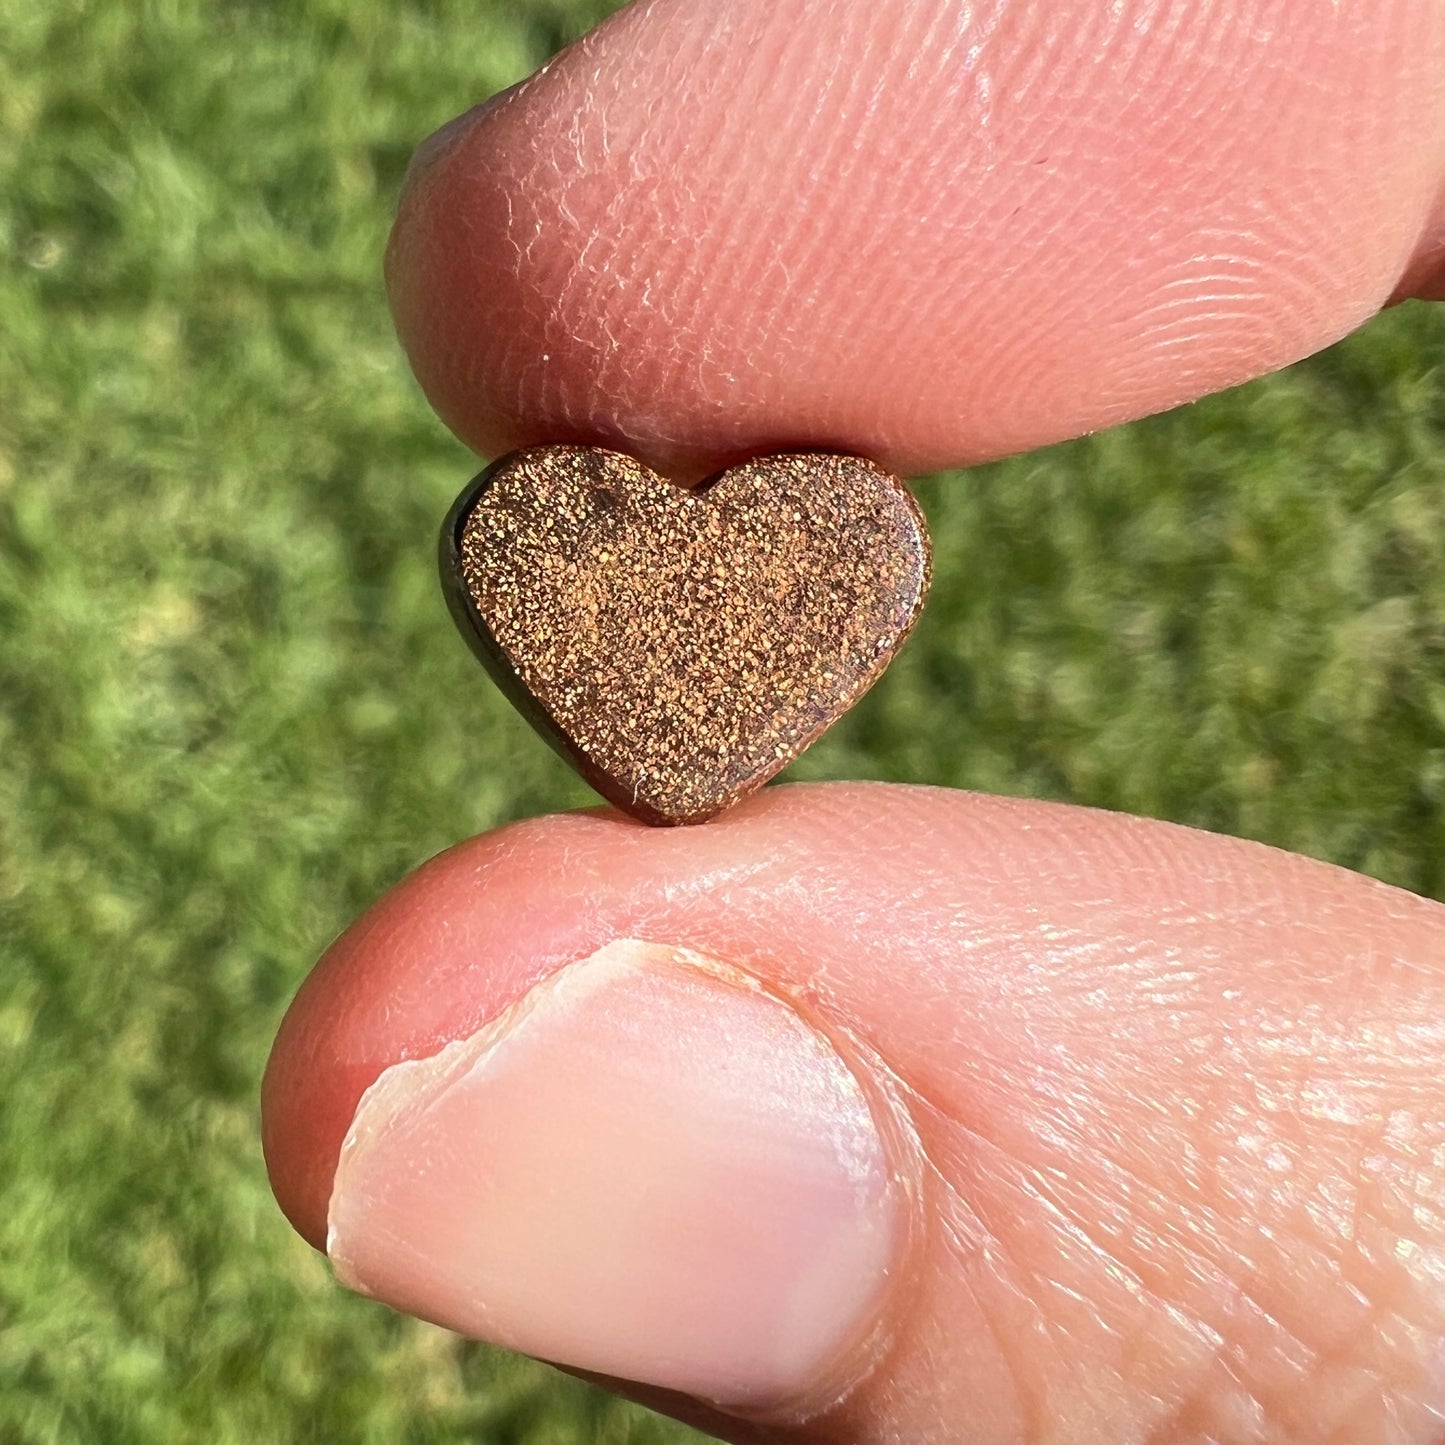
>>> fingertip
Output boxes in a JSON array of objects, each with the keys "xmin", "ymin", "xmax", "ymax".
[
  {"xmin": 260, "ymin": 788, "xmax": 891, "ymax": 1249},
  {"xmin": 262, "ymin": 814, "xmax": 605, "ymax": 1248},
  {"xmin": 386, "ymin": 0, "xmax": 1445, "ymax": 478}
]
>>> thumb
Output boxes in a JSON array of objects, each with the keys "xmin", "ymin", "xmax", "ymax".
[
  {"xmin": 262, "ymin": 784, "xmax": 1445, "ymax": 1443},
  {"xmin": 386, "ymin": 0, "xmax": 1445, "ymax": 481}
]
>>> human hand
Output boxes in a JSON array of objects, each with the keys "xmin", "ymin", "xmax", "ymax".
[{"xmin": 263, "ymin": 3, "xmax": 1445, "ymax": 1441}]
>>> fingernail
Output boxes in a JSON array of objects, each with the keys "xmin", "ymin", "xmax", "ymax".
[
  {"xmin": 326, "ymin": 939, "xmax": 905, "ymax": 1411},
  {"xmin": 399, "ymin": 83, "xmax": 524, "ymax": 203}
]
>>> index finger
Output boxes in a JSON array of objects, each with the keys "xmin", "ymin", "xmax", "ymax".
[{"xmin": 386, "ymin": 0, "xmax": 1445, "ymax": 481}]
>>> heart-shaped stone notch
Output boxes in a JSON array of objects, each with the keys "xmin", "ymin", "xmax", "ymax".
[{"xmin": 441, "ymin": 446, "xmax": 931, "ymax": 825}]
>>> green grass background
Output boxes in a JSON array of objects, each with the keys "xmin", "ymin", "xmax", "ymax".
[{"xmin": 4, "ymin": 1, "xmax": 1445, "ymax": 1440}]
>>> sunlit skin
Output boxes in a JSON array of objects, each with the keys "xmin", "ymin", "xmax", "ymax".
[
  {"xmin": 385, "ymin": 0, "xmax": 1445, "ymax": 482},
  {"xmin": 265, "ymin": 2, "xmax": 1445, "ymax": 1440}
]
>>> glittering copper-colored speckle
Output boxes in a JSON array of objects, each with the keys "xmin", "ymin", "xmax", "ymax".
[{"xmin": 440, "ymin": 445, "xmax": 931, "ymax": 825}]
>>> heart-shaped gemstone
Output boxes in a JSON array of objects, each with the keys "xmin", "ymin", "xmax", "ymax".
[{"xmin": 441, "ymin": 446, "xmax": 931, "ymax": 825}]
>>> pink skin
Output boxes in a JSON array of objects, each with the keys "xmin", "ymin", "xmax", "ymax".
[
  {"xmin": 264, "ymin": 2, "xmax": 1445, "ymax": 1439},
  {"xmin": 265, "ymin": 786, "xmax": 1445, "ymax": 1444},
  {"xmin": 386, "ymin": 0, "xmax": 1445, "ymax": 481}
]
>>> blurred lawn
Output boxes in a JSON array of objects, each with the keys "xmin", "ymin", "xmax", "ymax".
[{"xmin": 3, "ymin": 1, "xmax": 1445, "ymax": 1442}]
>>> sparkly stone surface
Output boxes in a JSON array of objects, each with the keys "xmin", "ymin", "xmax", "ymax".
[{"xmin": 443, "ymin": 446, "xmax": 931, "ymax": 825}]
